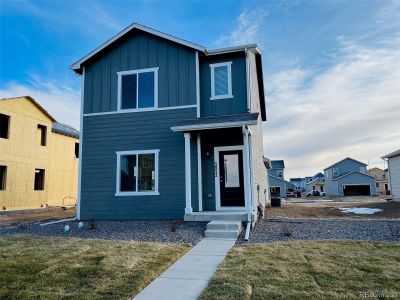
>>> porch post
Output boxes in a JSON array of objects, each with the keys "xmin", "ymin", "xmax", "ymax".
[
  {"xmin": 184, "ymin": 132, "xmax": 192, "ymax": 214},
  {"xmin": 197, "ymin": 133, "xmax": 203, "ymax": 211},
  {"xmin": 242, "ymin": 126, "xmax": 252, "ymax": 216}
]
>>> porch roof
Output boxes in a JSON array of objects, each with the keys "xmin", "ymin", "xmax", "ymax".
[{"xmin": 171, "ymin": 112, "xmax": 259, "ymax": 132}]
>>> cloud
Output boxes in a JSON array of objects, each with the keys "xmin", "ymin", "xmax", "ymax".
[
  {"xmin": 0, "ymin": 77, "xmax": 80, "ymax": 130},
  {"xmin": 264, "ymin": 35, "xmax": 400, "ymax": 178},
  {"xmin": 3, "ymin": 0, "xmax": 123, "ymax": 36},
  {"xmin": 215, "ymin": 8, "xmax": 268, "ymax": 46}
]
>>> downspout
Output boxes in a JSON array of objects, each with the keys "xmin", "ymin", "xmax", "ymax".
[{"xmin": 243, "ymin": 125, "xmax": 252, "ymax": 241}]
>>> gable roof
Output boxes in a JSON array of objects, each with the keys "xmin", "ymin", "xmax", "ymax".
[
  {"xmin": 382, "ymin": 149, "xmax": 400, "ymax": 159},
  {"xmin": 52, "ymin": 122, "xmax": 79, "ymax": 139},
  {"xmin": 1, "ymin": 96, "xmax": 56, "ymax": 122},
  {"xmin": 323, "ymin": 157, "xmax": 367, "ymax": 170},
  {"xmin": 271, "ymin": 160, "xmax": 285, "ymax": 170},
  {"xmin": 332, "ymin": 171, "xmax": 374, "ymax": 181},
  {"xmin": 71, "ymin": 23, "xmax": 206, "ymax": 73},
  {"xmin": 306, "ymin": 179, "xmax": 324, "ymax": 186},
  {"xmin": 268, "ymin": 174, "xmax": 293, "ymax": 187}
]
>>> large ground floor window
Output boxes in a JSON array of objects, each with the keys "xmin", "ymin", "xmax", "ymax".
[{"xmin": 116, "ymin": 150, "xmax": 159, "ymax": 196}]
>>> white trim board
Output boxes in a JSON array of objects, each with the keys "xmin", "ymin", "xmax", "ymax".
[
  {"xmin": 83, "ymin": 104, "xmax": 196, "ymax": 117},
  {"xmin": 171, "ymin": 120, "xmax": 257, "ymax": 132},
  {"xmin": 214, "ymin": 145, "xmax": 246, "ymax": 211},
  {"xmin": 76, "ymin": 66, "xmax": 85, "ymax": 220},
  {"xmin": 115, "ymin": 149, "xmax": 160, "ymax": 196}
]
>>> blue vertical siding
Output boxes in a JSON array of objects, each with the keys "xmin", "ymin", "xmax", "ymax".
[
  {"xmin": 83, "ymin": 31, "xmax": 197, "ymax": 114},
  {"xmin": 199, "ymin": 52, "xmax": 248, "ymax": 117}
]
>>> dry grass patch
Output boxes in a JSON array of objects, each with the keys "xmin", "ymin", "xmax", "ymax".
[
  {"xmin": 200, "ymin": 241, "xmax": 400, "ymax": 299},
  {"xmin": 0, "ymin": 235, "xmax": 190, "ymax": 299},
  {"xmin": 266, "ymin": 201, "xmax": 400, "ymax": 219},
  {"xmin": 0, "ymin": 207, "xmax": 77, "ymax": 228}
]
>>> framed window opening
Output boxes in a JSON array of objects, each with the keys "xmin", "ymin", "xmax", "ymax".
[
  {"xmin": 210, "ymin": 62, "xmax": 233, "ymax": 100},
  {"xmin": 116, "ymin": 150, "xmax": 159, "ymax": 196},
  {"xmin": 0, "ymin": 113, "xmax": 10, "ymax": 139},
  {"xmin": 37, "ymin": 124, "xmax": 47, "ymax": 146},
  {"xmin": 0, "ymin": 165, "xmax": 7, "ymax": 190},
  {"xmin": 117, "ymin": 67, "xmax": 159, "ymax": 111},
  {"xmin": 34, "ymin": 168, "xmax": 45, "ymax": 190}
]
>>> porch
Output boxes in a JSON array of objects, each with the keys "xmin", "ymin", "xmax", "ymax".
[{"xmin": 171, "ymin": 113, "xmax": 259, "ymax": 222}]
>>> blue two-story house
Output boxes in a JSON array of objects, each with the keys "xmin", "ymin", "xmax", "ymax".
[
  {"xmin": 324, "ymin": 157, "xmax": 377, "ymax": 196},
  {"xmin": 71, "ymin": 24, "xmax": 268, "ymax": 222}
]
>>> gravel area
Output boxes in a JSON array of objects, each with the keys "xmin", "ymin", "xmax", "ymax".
[
  {"xmin": 237, "ymin": 217, "xmax": 400, "ymax": 244},
  {"xmin": 0, "ymin": 220, "xmax": 206, "ymax": 245}
]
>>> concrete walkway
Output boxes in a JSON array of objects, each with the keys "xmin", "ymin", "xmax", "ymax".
[{"xmin": 133, "ymin": 238, "xmax": 236, "ymax": 300}]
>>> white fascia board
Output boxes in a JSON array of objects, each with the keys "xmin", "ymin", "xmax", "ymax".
[{"xmin": 171, "ymin": 120, "xmax": 258, "ymax": 132}]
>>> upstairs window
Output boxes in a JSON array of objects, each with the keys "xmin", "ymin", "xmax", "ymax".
[
  {"xmin": 277, "ymin": 169, "xmax": 283, "ymax": 178},
  {"xmin": 333, "ymin": 167, "xmax": 339, "ymax": 177},
  {"xmin": 210, "ymin": 62, "xmax": 233, "ymax": 100},
  {"xmin": 116, "ymin": 150, "xmax": 159, "ymax": 196},
  {"xmin": 34, "ymin": 169, "xmax": 45, "ymax": 190},
  {"xmin": 0, "ymin": 166, "xmax": 7, "ymax": 190},
  {"xmin": 37, "ymin": 124, "xmax": 47, "ymax": 146},
  {"xmin": 359, "ymin": 166, "xmax": 366, "ymax": 174},
  {"xmin": 118, "ymin": 68, "xmax": 158, "ymax": 110},
  {"xmin": 0, "ymin": 113, "xmax": 10, "ymax": 139}
]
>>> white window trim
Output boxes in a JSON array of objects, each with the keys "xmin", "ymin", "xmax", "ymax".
[
  {"xmin": 115, "ymin": 149, "xmax": 160, "ymax": 196},
  {"xmin": 210, "ymin": 62, "xmax": 233, "ymax": 100},
  {"xmin": 117, "ymin": 67, "xmax": 159, "ymax": 111}
]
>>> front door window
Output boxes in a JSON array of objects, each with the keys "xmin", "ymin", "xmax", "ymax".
[{"xmin": 219, "ymin": 150, "xmax": 245, "ymax": 207}]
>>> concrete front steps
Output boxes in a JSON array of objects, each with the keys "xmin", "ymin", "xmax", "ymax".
[{"xmin": 204, "ymin": 220, "xmax": 242, "ymax": 239}]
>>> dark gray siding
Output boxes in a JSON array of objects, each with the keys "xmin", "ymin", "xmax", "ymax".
[
  {"xmin": 80, "ymin": 107, "xmax": 198, "ymax": 220},
  {"xmin": 199, "ymin": 52, "xmax": 248, "ymax": 117},
  {"xmin": 200, "ymin": 128, "xmax": 243, "ymax": 211},
  {"xmin": 83, "ymin": 31, "xmax": 197, "ymax": 114}
]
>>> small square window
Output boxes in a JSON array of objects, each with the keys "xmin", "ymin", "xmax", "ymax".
[
  {"xmin": 37, "ymin": 124, "xmax": 47, "ymax": 146},
  {"xmin": 118, "ymin": 68, "xmax": 157, "ymax": 110},
  {"xmin": 210, "ymin": 62, "xmax": 233, "ymax": 100},
  {"xmin": 0, "ymin": 165, "xmax": 7, "ymax": 190},
  {"xmin": 0, "ymin": 113, "xmax": 10, "ymax": 139},
  {"xmin": 34, "ymin": 169, "xmax": 45, "ymax": 190}
]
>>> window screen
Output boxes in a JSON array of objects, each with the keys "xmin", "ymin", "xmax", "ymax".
[{"xmin": 214, "ymin": 66, "xmax": 229, "ymax": 96}]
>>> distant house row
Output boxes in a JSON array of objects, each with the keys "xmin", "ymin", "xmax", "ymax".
[
  {"xmin": 280, "ymin": 155, "xmax": 399, "ymax": 199},
  {"xmin": 0, "ymin": 96, "xmax": 79, "ymax": 210}
]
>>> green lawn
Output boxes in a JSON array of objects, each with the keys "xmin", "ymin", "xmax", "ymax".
[
  {"xmin": 0, "ymin": 235, "xmax": 190, "ymax": 299},
  {"xmin": 200, "ymin": 241, "xmax": 400, "ymax": 300}
]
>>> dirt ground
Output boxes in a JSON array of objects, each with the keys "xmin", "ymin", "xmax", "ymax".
[
  {"xmin": 267, "ymin": 199, "xmax": 400, "ymax": 219},
  {"xmin": 0, "ymin": 207, "xmax": 76, "ymax": 228}
]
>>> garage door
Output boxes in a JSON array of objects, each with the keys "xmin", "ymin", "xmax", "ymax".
[
  {"xmin": 270, "ymin": 187, "xmax": 281, "ymax": 197},
  {"xmin": 343, "ymin": 185, "xmax": 371, "ymax": 196}
]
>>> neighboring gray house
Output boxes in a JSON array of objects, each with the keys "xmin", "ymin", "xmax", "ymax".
[
  {"xmin": 383, "ymin": 149, "xmax": 400, "ymax": 201},
  {"xmin": 71, "ymin": 23, "xmax": 268, "ymax": 222},
  {"xmin": 268, "ymin": 160, "xmax": 293, "ymax": 198},
  {"xmin": 324, "ymin": 157, "xmax": 377, "ymax": 196},
  {"xmin": 290, "ymin": 177, "xmax": 306, "ymax": 192}
]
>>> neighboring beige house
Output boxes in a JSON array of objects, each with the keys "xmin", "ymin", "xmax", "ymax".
[
  {"xmin": 0, "ymin": 96, "xmax": 79, "ymax": 210},
  {"xmin": 383, "ymin": 149, "xmax": 400, "ymax": 201},
  {"xmin": 368, "ymin": 167, "xmax": 390, "ymax": 195}
]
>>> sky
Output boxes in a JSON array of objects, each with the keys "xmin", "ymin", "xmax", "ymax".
[{"xmin": 1, "ymin": 0, "xmax": 399, "ymax": 179}]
